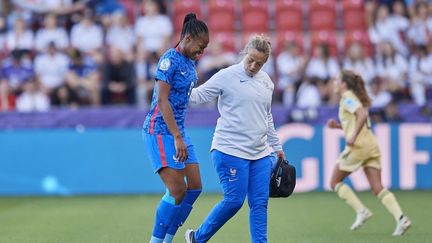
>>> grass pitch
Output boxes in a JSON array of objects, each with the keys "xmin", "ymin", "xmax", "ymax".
[{"xmin": 0, "ymin": 191, "xmax": 430, "ymax": 243}]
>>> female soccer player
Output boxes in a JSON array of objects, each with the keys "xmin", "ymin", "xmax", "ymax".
[
  {"xmin": 184, "ymin": 35, "xmax": 286, "ymax": 243},
  {"xmin": 142, "ymin": 13, "xmax": 209, "ymax": 243},
  {"xmin": 327, "ymin": 70, "xmax": 411, "ymax": 236}
]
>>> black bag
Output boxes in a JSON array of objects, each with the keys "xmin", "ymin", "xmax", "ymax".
[{"xmin": 269, "ymin": 157, "xmax": 296, "ymax": 198}]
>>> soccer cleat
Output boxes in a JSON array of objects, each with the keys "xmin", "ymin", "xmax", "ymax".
[
  {"xmin": 184, "ymin": 229, "xmax": 196, "ymax": 243},
  {"xmin": 350, "ymin": 208, "xmax": 373, "ymax": 231},
  {"xmin": 392, "ymin": 215, "xmax": 412, "ymax": 236}
]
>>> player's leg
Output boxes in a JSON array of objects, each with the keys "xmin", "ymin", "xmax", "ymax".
[
  {"xmin": 150, "ymin": 168, "xmax": 186, "ymax": 243},
  {"xmin": 247, "ymin": 155, "xmax": 272, "ymax": 243},
  {"xmin": 363, "ymin": 166, "xmax": 411, "ymax": 236},
  {"xmin": 164, "ymin": 163, "xmax": 202, "ymax": 243},
  {"xmin": 191, "ymin": 150, "xmax": 249, "ymax": 243},
  {"xmin": 143, "ymin": 133, "xmax": 187, "ymax": 243},
  {"xmin": 330, "ymin": 164, "xmax": 372, "ymax": 230}
]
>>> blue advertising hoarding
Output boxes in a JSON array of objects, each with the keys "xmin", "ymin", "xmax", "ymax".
[{"xmin": 0, "ymin": 123, "xmax": 431, "ymax": 195}]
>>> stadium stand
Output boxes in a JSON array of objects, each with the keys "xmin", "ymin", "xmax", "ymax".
[{"xmin": 0, "ymin": 0, "xmax": 430, "ymax": 116}]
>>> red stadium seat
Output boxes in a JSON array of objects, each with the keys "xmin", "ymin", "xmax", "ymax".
[
  {"xmin": 342, "ymin": 0, "xmax": 366, "ymax": 30},
  {"xmin": 276, "ymin": 31, "xmax": 305, "ymax": 54},
  {"xmin": 309, "ymin": 0, "xmax": 337, "ymax": 31},
  {"xmin": 213, "ymin": 32, "xmax": 237, "ymax": 52},
  {"xmin": 241, "ymin": 0, "xmax": 269, "ymax": 33},
  {"xmin": 173, "ymin": 0, "xmax": 202, "ymax": 33},
  {"xmin": 208, "ymin": 0, "xmax": 236, "ymax": 32},
  {"xmin": 311, "ymin": 31, "xmax": 338, "ymax": 56},
  {"xmin": 275, "ymin": 0, "xmax": 303, "ymax": 32},
  {"xmin": 344, "ymin": 30, "xmax": 373, "ymax": 56}
]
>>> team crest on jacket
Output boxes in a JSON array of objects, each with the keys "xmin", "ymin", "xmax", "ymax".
[{"xmin": 159, "ymin": 58, "xmax": 171, "ymax": 71}]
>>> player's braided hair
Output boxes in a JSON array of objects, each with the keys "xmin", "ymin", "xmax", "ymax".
[
  {"xmin": 341, "ymin": 70, "xmax": 371, "ymax": 107},
  {"xmin": 177, "ymin": 13, "xmax": 208, "ymax": 46},
  {"xmin": 242, "ymin": 34, "xmax": 272, "ymax": 59}
]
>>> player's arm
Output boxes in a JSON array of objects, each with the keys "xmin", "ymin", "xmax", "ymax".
[
  {"xmin": 326, "ymin": 119, "xmax": 342, "ymax": 129},
  {"xmin": 346, "ymin": 106, "xmax": 368, "ymax": 146},
  {"xmin": 266, "ymin": 108, "xmax": 286, "ymax": 160},
  {"xmin": 157, "ymin": 81, "xmax": 188, "ymax": 162},
  {"xmin": 190, "ymin": 70, "xmax": 224, "ymax": 104}
]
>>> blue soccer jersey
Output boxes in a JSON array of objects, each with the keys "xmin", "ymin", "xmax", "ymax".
[{"xmin": 143, "ymin": 48, "xmax": 198, "ymax": 135}]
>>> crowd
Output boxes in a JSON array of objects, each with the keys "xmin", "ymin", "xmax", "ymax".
[{"xmin": 0, "ymin": 0, "xmax": 430, "ymax": 116}]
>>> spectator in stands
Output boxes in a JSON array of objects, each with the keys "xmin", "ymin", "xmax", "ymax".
[
  {"xmin": 70, "ymin": 9, "xmax": 103, "ymax": 60},
  {"xmin": 1, "ymin": 49, "xmax": 33, "ymax": 94},
  {"xmin": 136, "ymin": 51, "xmax": 159, "ymax": 107},
  {"xmin": 408, "ymin": 45, "xmax": 432, "ymax": 106},
  {"xmin": 86, "ymin": 0, "xmax": 124, "ymax": 16},
  {"xmin": 369, "ymin": 78, "xmax": 392, "ymax": 108},
  {"xmin": 306, "ymin": 44, "xmax": 340, "ymax": 82},
  {"xmin": 369, "ymin": 4, "xmax": 409, "ymax": 56},
  {"xmin": 15, "ymin": 79, "xmax": 50, "ymax": 112},
  {"xmin": 197, "ymin": 40, "xmax": 236, "ymax": 84},
  {"xmin": 306, "ymin": 44, "xmax": 340, "ymax": 103},
  {"xmin": 0, "ymin": 79, "xmax": 16, "ymax": 111},
  {"xmin": 407, "ymin": 2, "xmax": 431, "ymax": 47},
  {"xmin": 12, "ymin": 0, "xmax": 83, "ymax": 15},
  {"xmin": 5, "ymin": 17, "xmax": 33, "ymax": 51},
  {"xmin": 390, "ymin": 1, "xmax": 410, "ymax": 34},
  {"xmin": 65, "ymin": 48, "xmax": 100, "ymax": 106},
  {"xmin": 0, "ymin": 14, "xmax": 7, "ymax": 56},
  {"xmin": 50, "ymin": 83, "xmax": 80, "ymax": 109},
  {"xmin": 296, "ymin": 77, "xmax": 322, "ymax": 108},
  {"xmin": 376, "ymin": 42, "xmax": 409, "ymax": 101},
  {"xmin": 34, "ymin": 42, "xmax": 69, "ymax": 93},
  {"xmin": 276, "ymin": 42, "xmax": 307, "ymax": 107},
  {"xmin": 343, "ymin": 42, "xmax": 376, "ymax": 87},
  {"xmin": 35, "ymin": 13, "xmax": 69, "ymax": 52},
  {"xmin": 106, "ymin": 10, "xmax": 135, "ymax": 61},
  {"xmin": 6, "ymin": 3, "xmax": 33, "ymax": 28},
  {"xmin": 101, "ymin": 48, "xmax": 135, "ymax": 105},
  {"xmin": 135, "ymin": 0, "xmax": 172, "ymax": 57}
]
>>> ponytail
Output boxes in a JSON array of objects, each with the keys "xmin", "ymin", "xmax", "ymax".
[
  {"xmin": 176, "ymin": 13, "xmax": 208, "ymax": 46},
  {"xmin": 341, "ymin": 70, "xmax": 371, "ymax": 107}
]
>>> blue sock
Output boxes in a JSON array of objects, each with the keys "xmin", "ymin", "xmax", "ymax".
[
  {"xmin": 151, "ymin": 190, "xmax": 180, "ymax": 240},
  {"xmin": 165, "ymin": 189, "xmax": 202, "ymax": 237},
  {"xmin": 163, "ymin": 233, "xmax": 174, "ymax": 243},
  {"xmin": 149, "ymin": 236, "xmax": 164, "ymax": 243}
]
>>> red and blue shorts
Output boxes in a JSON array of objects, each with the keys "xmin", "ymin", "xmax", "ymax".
[{"xmin": 143, "ymin": 133, "xmax": 198, "ymax": 173}]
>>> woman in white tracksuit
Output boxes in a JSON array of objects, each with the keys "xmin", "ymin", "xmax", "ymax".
[{"xmin": 184, "ymin": 35, "xmax": 286, "ymax": 243}]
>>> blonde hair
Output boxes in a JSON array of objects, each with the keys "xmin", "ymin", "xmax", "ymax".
[{"xmin": 242, "ymin": 34, "xmax": 272, "ymax": 58}]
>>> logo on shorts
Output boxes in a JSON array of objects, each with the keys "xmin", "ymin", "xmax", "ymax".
[{"xmin": 172, "ymin": 155, "xmax": 180, "ymax": 163}]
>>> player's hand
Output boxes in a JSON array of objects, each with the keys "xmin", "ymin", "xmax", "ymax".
[
  {"xmin": 326, "ymin": 119, "xmax": 339, "ymax": 129},
  {"xmin": 276, "ymin": 150, "xmax": 286, "ymax": 160},
  {"xmin": 346, "ymin": 136, "xmax": 356, "ymax": 147},
  {"xmin": 174, "ymin": 135, "xmax": 188, "ymax": 162}
]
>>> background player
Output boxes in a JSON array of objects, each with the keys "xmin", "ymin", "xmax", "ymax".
[
  {"xmin": 327, "ymin": 70, "xmax": 411, "ymax": 236},
  {"xmin": 142, "ymin": 13, "xmax": 209, "ymax": 243}
]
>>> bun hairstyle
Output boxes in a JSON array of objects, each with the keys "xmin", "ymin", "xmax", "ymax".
[
  {"xmin": 341, "ymin": 70, "xmax": 371, "ymax": 107},
  {"xmin": 242, "ymin": 34, "xmax": 272, "ymax": 59},
  {"xmin": 179, "ymin": 13, "xmax": 209, "ymax": 41}
]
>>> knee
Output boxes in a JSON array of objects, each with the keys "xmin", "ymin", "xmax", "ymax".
[
  {"xmin": 371, "ymin": 185, "xmax": 384, "ymax": 196},
  {"xmin": 169, "ymin": 183, "xmax": 187, "ymax": 204},
  {"xmin": 330, "ymin": 180, "xmax": 339, "ymax": 191},
  {"xmin": 223, "ymin": 197, "xmax": 245, "ymax": 212}
]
